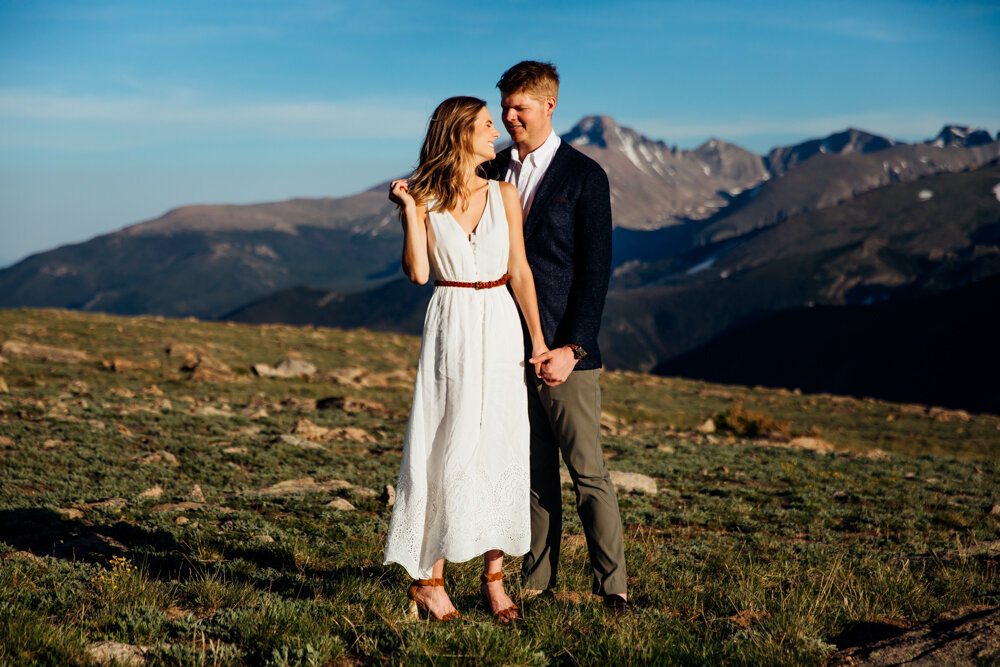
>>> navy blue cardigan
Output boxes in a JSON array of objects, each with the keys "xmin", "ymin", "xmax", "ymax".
[{"xmin": 485, "ymin": 142, "xmax": 613, "ymax": 371}]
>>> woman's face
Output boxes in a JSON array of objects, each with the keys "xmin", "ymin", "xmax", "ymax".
[{"xmin": 468, "ymin": 106, "xmax": 501, "ymax": 165}]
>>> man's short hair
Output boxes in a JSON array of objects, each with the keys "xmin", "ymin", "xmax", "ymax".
[{"xmin": 497, "ymin": 61, "xmax": 559, "ymax": 102}]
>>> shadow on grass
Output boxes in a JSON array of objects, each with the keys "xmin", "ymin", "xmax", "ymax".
[
  {"xmin": 0, "ymin": 507, "xmax": 180, "ymax": 563},
  {"xmin": 831, "ymin": 619, "xmax": 912, "ymax": 649}
]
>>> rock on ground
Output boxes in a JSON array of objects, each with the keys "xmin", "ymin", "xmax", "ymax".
[
  {"xmin": 1, "ymin": 340, "xmax": 88, "ymax": 363},
  {"xmin": 317, "ymin": 395, "xmax": 390, "ymax": 415},
  {"xmin": 696, "ymin": 418, "xmax": 716, "ymax": 434},
  {"xmin": 327, "ymin": 498, "xmax": 356, "ymax": 511},
  {"xmin": 281, "ymin": 396, "xmax": 317, "ymax": 411},
  {"xmin": 171, "ymin": 344, "xmax": 240, "ymax": 382},
  {"xmin": 252, "ymin": 476, "xmax": 377, "ymax": 498},
  {"xmin": 137, "ymin": 450, "xmax": 180, "ymax": 466},
  {"xmin": 279, "ymin": 434, "xmax": 327, "ymax": 450},
  {"xmin": 787, "ymin": 437, "xmax": 835, "ymax": 454},
  {"xmin": 193, "ymin": 405, "xmax": 232, "ymax": 417},
  {"xmin": 928, "ymin": 407, "xmax": 972, "ymax": 422},
  {"xmin": 827, "ymin": 605, "xmax": 1000, "ymax": 666},
  {"xmin": 328, "ymin": 427, "xmax": 378, "ymax": 443},
  {"xmin": 252, "ymin": 357, "xmax": 317, "ymax": 378},
  {"xmin": 600, "ymin": 411, "xmax": 629, "ymax": 436},
  {"xmin": 292, "ymin": 418, "xmax": 329, "ymax": 441},
  {"xmin": 57, "ymin": 507, "xmax": 85, "ymax": 519},
  {"xmin": 86, "ymin": 640, "xmax": 154, "ymax": 666},
  {"xmin": 558, "ymin": 468, "xmax": 658, "ymax": 494},
  {"xmin": 101, "ymin": 357, "xmax": 143, "ymax": 373},
  {"xmin": 188, "ymin": 356, "xmax": 239, "ymax": 382},
  {"xmin": 320, "ymin": 366, "xmax": 389, "ymax": 388},
  {"xmin": 152, "ymin": 501, "xmax": 205, "ymax": 513},
  {"xmin": 609, "ymin": 471, "xmax": 658, "ymax": 494},
  {"xmin": 254, "ymin": 477, "xmax": 353, "ymax": 496},
  {"xmin": 289, "ymin": 419, "xmax": 377, "ymax": 444}
]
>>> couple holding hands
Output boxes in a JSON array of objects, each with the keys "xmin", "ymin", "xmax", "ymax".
[{"xmin": 383, "ymin": 61, "xmax": 631, "ymax": 622}]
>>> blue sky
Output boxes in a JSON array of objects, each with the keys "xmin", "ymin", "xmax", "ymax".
[{"xmin": 1, "ymin": 0, "xmax": 998, "ymax": 267}]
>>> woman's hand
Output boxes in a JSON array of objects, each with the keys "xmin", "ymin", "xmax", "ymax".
[
  {"xmin": 529, "ymin": 346, "xmax": 578, "ymax": 386},
  {"xmin": 529, "ymin": 343, "xmax": 549, "ymax": 379},
  {"xmin": 389, "ymin": 179, "xmax": 415, "ymax": 208}
]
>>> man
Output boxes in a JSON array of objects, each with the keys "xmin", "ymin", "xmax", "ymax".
[{"xmin": 485, "ymin": 61, "xmax": 632, "ymax": 613}]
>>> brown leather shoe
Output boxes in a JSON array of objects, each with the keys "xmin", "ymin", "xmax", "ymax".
[{"xmin": 602, "ymin": 594, "xmax": 635, "ymax": 615}]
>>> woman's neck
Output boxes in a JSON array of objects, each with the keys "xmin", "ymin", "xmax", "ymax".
[{"xmin": 462, "ymin": 166, "xmax": 484, "ymax": 189}]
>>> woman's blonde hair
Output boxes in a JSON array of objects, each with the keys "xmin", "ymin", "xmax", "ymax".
[{"xmin": 406, "ymin": 96, "xmax": 486, "ymax": 214}]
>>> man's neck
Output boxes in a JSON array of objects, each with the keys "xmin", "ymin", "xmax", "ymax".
[{"xmin": 514, "ymin": 127, "xmax": 554, "ymax": 159}]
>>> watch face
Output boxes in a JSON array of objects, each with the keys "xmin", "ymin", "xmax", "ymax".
[{"xmin": 571, "ymin": 345, "xmax": 588, "ymax": 360}]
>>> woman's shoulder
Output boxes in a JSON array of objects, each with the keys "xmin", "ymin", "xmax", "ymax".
[
  {"xmin": 496, "ymin": 180, "xmax": 519, "ymax": 206},
  {"xmin": 495, "ymin": 180, "xmax": 517, "ymax": 196}
]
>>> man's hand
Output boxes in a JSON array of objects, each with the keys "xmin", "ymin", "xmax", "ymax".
[{"xmin": 528, "ymin": 345, "xmax": 579, "ymax": 386}]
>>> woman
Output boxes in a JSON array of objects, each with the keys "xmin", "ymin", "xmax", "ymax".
[{"xmin": 382, "ymin": 96, "xmax": 547, "ymax": 623}]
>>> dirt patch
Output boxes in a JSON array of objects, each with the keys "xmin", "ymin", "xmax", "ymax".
[
  {"xmin": 729, "ymin": 608, "xmax": 769, "ymax": 629},
  {"xmin": 826, "ymin": 605, "xmax": 1000, "ymax": 666},
  {"xmin": 552, "ymin": 591, "xmax": 587, "ymax": 605}
]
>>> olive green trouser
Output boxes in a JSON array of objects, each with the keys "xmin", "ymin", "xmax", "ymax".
[{"xmin": 521, "ymin": 369, "xmax": 628, "ymax": 596}]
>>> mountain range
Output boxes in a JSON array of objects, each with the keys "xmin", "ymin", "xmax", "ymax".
[{"xmin": 2, "ymin": 118, "xmax": 999, "ymax": 410}]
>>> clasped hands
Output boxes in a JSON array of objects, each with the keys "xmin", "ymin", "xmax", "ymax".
[{"xmin": 529, "ymin": 346, "xmax": 578, "ymax": 386}]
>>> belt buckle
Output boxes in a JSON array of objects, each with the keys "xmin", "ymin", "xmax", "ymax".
[{"xmin": 474, "ymin": 281, "xmax": 483, "ymax": 290}]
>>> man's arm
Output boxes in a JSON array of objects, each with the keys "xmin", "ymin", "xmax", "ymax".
[
  {"xmin": 564, "ymin": 162, "xmax": 612, "ymax": 352},
  {"xmin": 533, "ymin": 161, "xmax": 612, "ymax": 384}
]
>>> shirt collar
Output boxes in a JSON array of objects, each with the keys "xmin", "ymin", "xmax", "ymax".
[{"xmin": 510, "ymin": 129, "xmax": 560, "ymax": 167}]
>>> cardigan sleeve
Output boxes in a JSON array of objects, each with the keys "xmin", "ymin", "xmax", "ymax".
[{"xmin": 563, "ymin": 162, "xmax": 612, "ymax": 353}]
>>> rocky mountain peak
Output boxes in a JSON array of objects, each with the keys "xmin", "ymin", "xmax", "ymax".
[
  {"xmin": 559, "ymin": 116, "xmax": 767, "ymax": 228},
  {"xmin": 563, "ymin": 115, "xmax": 611, "ymax": 148},
  {"xmin": 563, "ymin": 115, "xmax": 652, "ymax": 151},
  {"xmin": 929, "ymin": 125, "xmax": 995, "ymax": 148},
  {"xmin": 766, "ymin": 128, "xmax": 895, "ymax": 176}
]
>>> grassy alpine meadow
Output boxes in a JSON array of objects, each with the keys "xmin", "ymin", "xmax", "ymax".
[{"xmin": 0, "ymin": 308, "xmax": 998, "ymax": 666}]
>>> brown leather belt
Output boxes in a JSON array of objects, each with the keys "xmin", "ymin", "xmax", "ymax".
[{"xmin": 434, "ymin": 273, "xmax": 510, "ymax": 290}]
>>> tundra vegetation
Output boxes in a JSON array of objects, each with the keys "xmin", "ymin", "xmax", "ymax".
[{"xmin": 0, "ymin": 309, "xmax": 997, "ymax": 665}]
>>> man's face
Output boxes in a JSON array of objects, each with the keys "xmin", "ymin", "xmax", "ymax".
[{"xmin": 500, "ymin": 91, "xmax": 555, "ymax": 152}]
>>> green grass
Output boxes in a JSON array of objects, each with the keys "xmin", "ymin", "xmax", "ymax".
[{"xmin": 0, "ymin": 308, "xmax": 998, "ymax": 665}]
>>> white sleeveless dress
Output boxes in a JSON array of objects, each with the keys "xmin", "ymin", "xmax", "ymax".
[{"xmin": 383, "ymin": 180, "xmax": 531, "ymax": 579}]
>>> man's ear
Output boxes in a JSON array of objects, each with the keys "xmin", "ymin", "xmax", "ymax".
[{"xmin": 545, "ymin": 96, "xmax": 557, "ymax": 117}]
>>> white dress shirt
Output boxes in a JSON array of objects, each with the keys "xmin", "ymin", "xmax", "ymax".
[{"xmin": 504, "ymin": 129, "xmax": 561, "ymax": 219}]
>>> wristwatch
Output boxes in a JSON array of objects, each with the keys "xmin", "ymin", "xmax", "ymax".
[{"xmin": 567, "ymin": 343, "xmax": 589, "ymax": 360}]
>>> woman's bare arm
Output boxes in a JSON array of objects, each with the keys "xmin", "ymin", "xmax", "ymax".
[
  {"xmin": 500, "ymin": 181, "xmax": 547, "ymax": 374},
  {"xmin": 391, "ymin": 180, "xmax": 430, "ymax": 285}
]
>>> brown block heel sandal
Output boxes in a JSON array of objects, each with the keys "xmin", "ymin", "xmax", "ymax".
[
  {"xmin": 480, "ymin": 572, "xmax": 519, "ymax": 624},
  {"xmin": 407, "ymin": 578, "xmax": 460, "ymax": 622}
]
